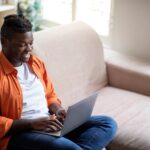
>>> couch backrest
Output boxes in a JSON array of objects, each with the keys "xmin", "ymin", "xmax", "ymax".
[{"xmin": 33, "ymin": 22, "xmax": 107, "ymax": 106}]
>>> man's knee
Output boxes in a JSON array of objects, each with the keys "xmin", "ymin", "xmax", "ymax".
[
  {"xmin": 102, "ymin": 116, "xmax": 117, "ymax": 135},
  {"xmin": 90, "ymin": 116, "xmax": 118, "ymax": 135}
]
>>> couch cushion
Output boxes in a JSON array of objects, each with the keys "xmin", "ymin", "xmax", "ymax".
[
  {"xmin": 93, "ymin": 86, "xmax": 150, "ymax": 150},
  {"xmin": 33, "ymin": 22, "xmax": 107, "ymax": 104}
]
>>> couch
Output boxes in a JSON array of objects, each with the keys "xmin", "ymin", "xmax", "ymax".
[{"xmin": 33, "ymin": 22, "xmax": 150, "ymax": 150}]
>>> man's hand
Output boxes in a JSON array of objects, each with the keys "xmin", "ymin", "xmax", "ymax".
[
  {"xmin": 49, "ymin": 103, "xmax": 67, "ymax": 123},
  {"xmin": 30, "ymin": 115, "xmax": 63, "ymax": 133},
  {"xmin": 7, "ymin": 115, "xmax": 63, "ymax": 135}
]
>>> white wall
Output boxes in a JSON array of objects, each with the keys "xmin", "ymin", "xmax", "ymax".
[{"xmin": 109, "ymin": 0, "xmax": 150, "ymax": 59}]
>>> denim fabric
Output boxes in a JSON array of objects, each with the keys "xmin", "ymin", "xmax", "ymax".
[{"xmin": 7, "ymin": 116, "xmax": 117, "ymax": 150}]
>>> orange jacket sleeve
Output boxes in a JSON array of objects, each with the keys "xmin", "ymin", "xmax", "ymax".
[
  {"xmin": 0, "ymin": 116, "xmax": 13, "ymax": 138},
  {"xmin": 41, "ymin": 62, "xmax": 61, "ymax": 106}
]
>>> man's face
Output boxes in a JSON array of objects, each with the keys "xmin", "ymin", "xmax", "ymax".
[{"xmin": 4, "ymin": 31, "xmax": 33, "ymax": 66}]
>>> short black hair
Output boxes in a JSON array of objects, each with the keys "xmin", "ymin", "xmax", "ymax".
[{"xmin": 1, "ymin": 14, "xmax": 32, "ymax": 39}]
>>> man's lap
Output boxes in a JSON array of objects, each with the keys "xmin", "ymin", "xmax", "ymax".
[
  {"xmin": 7, "ymin": 131, "xmax": 82, "ymax": 150},
  {"xmin": 7, "ymin": 116, "xmax": 117, "ymax": 150}
]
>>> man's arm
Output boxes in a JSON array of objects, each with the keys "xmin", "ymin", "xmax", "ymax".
[
  {"xmin": 40, "ymin": 62, "xmax": 60, "ymax": 104},
  {"xmin": 39, "ymin": 61, "xmax": 66, "ymax": 122}
]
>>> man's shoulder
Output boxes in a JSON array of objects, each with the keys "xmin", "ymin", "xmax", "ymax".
[
  {"xmin": 30, "ymin": 54, "xmax": 44, "ymax": 65},
  {"xmin": 29, "ymin": 54, "xmax": 45, "ymax": 71}
]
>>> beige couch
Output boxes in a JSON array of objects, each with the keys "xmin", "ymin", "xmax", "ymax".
[{"xmin": 33, "ymin": 22, "xmax": 150, "ymax": 150}]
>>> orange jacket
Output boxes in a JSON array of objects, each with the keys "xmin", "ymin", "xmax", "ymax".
[{"xmin": 0, "ymin": 51, "xmax": 61, "ymax": 150}]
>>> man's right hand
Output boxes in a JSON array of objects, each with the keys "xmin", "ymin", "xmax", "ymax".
[
  {"xmin": 30, "ymin": 115, "xmax": 63, "ymax": 133},
  {"xmin": 6, "ymin": 115, "xmax": 63, "ymax": 135}
]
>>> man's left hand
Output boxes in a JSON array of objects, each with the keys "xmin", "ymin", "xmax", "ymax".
[{"xmin": 49, "ymin": 103, "xmax": 66, "ymax": 123}]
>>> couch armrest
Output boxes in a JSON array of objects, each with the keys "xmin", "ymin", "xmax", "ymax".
[{"xmin": 104, "ymin": 49, "xmax": 150, "ymax": 96}]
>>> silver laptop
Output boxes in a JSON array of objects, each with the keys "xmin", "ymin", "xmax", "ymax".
[{"xmin": 50, "ymin": 92, "xmax": 98, "ymax": 136}]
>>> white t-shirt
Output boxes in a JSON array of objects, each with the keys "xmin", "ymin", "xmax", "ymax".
[{"xmin": 15, "ymin": 63, "xmax": 49, "ymax": 119}]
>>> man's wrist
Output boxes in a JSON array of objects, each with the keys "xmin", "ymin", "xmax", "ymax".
[{"xmin": 48, "ymin": 103, "xmax": 62, "ymax": 114}]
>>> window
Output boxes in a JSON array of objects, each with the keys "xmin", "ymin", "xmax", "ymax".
[
  {"xmin": 42, "ymin": 0, "xmax": 72, "ymax": 24},
  {"xmin": 76, "ymin": 0, "xmax": 112, "ymax": 36},
  {"xmin": 42, "ymin": 0, "xmax": 112, "ymax": 36}
]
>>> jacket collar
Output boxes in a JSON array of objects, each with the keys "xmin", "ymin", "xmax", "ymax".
[{"xmin": 0, "ymin": 51, "xmax": 15, "ymax": 74}]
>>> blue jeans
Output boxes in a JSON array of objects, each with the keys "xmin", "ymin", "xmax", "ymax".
[{"xmin": 7, "ymin": 116, "xmax": 117, "ymax": 150}]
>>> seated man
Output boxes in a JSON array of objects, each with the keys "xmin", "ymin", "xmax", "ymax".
[{"xmin": 0, "ymin": 14, "xmax": 117, "ymax": 150}]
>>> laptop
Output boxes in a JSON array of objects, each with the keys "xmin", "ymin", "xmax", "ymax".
[{"xmin": 34, "ymin": 92, "xmax": 98, "ymax": 136}]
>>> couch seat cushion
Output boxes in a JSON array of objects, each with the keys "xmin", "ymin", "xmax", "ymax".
[{"xmin": 93, "ymin": 86, "xmax": 150, "ymax": 150}]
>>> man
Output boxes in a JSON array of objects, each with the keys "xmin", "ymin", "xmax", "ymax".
[{"xmin": 0, "ymin": 14, "xmax": 117, "ymax": 150}]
